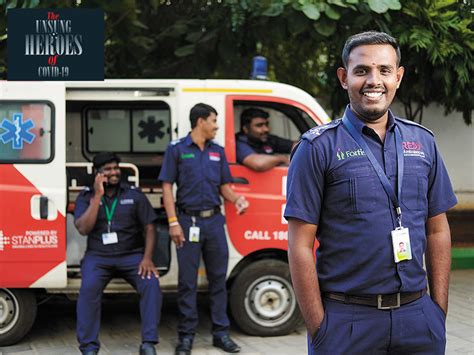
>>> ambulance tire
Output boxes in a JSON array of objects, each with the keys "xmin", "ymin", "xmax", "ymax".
[
  {"xmin": 0, "ymin": 289, "xmax": 37, "ymax": 346},
  {"xmin": 229, "ymin": 259, "xmax": 303, "ymax": 336}
]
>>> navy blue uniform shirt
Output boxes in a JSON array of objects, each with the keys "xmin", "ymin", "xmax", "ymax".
[
  {"xmin": 235, "ymin": 133, "xmax": 293, "ymax": 164},
  {"xmin": 158, "ymin": 134, "xmax": 233, "ymax": 211},
  {"xmin": 284, "ymin": 107, "xmax": 457, "ymax": 294},
  {"xmin": 74, "ymin": 183, "xmax": 157, "ymax": 256}
]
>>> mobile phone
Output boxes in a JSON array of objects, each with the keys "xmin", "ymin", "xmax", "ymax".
[{"xmin": 97, "ymin": 168, "xmax": 108, "ymax": 189}]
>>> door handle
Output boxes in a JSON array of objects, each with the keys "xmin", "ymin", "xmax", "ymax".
[
  {"xmin": 232, "ymin": 177, "xmax": 249, "ymax": 185},
  {"xmin": 40, "ymin": 196, "xmax": 49, "ymax": 219}
]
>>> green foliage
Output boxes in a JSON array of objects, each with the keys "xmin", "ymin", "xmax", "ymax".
[{"xmin": 0, "ymin": 0, "xmax": 472, "ymax": 124}]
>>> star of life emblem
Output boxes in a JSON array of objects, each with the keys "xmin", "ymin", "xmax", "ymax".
[{"xmin": 0, "ymin": 113, "xmax": 36, "ymax": 150}]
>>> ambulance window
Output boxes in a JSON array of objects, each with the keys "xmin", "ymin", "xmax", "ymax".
[
  {"xmin": 86, "ymin": 105, "xmax": 171, "ymax": 153},
  {"xmin": 234, "ymin": 103, "xmax": 313, "ymax": 141},
  {"xmin": 0, "ymin": 102, "xmax": 53, "ymax": 163}
]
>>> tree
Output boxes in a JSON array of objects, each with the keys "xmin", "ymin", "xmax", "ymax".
[{"xmin": 0, "ymin": 0, "xmax": 472, "ymax": 123}]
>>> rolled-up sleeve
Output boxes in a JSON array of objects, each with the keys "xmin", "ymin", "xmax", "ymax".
[
  {"xmin": 284, "ymin": 139, "xmax": 324, "ymax": 225},
  {"xmin": 158, "ymin": 144, "xmax": 178, "ymax": 183},
  {"xmin": 427, "ymin": 140, "xmax": 457, "ymax": 217}
]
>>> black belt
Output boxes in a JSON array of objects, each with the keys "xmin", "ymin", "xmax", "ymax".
[
  {"xmin": 179, "ymin": 206, "xmax": 220, "ymax": 218},
  {"xmin": 323, "ymin": 290, "xmax": 425, "ymax": 310}
]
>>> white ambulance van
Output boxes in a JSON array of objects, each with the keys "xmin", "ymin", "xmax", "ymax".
[{"xmin": 0, "ymin": 79, "xmax": 330, "ymax": 345}]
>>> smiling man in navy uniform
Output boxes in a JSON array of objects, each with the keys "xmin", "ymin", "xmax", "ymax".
[
  {"xmin": 159, "ymin": 103, "xmax": 248, "ymax": 355},
  {"xmin": 285, "ymin": 31, "xmax": 457, "ymax": 354},
  {"xmin": 75, "ymin": 152, "xmax": 162, "ymax": 355}
]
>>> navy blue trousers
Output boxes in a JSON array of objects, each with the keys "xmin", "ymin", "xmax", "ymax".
[
  {"xmin": 308, "ymin": 294, "xmax": 446, "ymax": 354},
  {"xmin": 77, "ymin": 252, "xmax": 162, "ymax": 352},
  {"xmin": 176, "ymin": 213, "xmax": 230, "ymax": 339}
]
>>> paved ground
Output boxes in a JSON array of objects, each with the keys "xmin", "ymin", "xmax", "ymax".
[{"xmin": 1, "ymin": 269, "xmax": 473, "ymax": 355}]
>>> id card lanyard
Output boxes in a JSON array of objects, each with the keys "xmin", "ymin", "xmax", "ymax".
[
  {"xmin": 102, "ymin": 196, "xmax": 118, "ymax": 233},
  {"xmin": 342, "ymin": 115, "xmax": 404, "ymax": 227}
]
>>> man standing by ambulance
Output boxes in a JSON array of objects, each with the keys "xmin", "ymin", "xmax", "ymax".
[
  {"xmin": 285, "ymin": 31, "xmax": 457, "ymax": 354},
  {"xmin": 159, "ymin": 103, "xmax": 248, "ymax": 355}
]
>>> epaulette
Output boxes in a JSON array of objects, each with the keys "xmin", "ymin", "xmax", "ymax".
[
  {"xmin": 170, "ymin": 137, "xmax": 184, "ymax": 146},
  {"xmin": 395, "ymin": 118, "xmax": 434, "ymax": 136},
  {"xmin": 302, "ymin": 119, "xmax": 342, "ymax": 142}
]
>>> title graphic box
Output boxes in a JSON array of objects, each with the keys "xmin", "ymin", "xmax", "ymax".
[{"xmin": 8, "ymin": 8, "xmax": 104, "ymax": 81}]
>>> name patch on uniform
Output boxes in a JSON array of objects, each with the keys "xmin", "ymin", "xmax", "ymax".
[
  {"xmin": 209, "ymin": 152, "xmax": 220, "ymax": 161},
  {"xmin": 120, "ymin": 199, "xmax": 134, "ymax": 205},
  {"xmin": 181, "ymin": 153, "xmax": 195, "ymax": 159},
  {"xmin": 402, "ymin": 141, "xmax": 425, "ymax": 158}
]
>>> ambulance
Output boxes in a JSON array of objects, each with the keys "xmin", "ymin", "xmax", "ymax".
[{"xmin": 0, "ymin": 79, "xmax": 330, "ymax": 345}]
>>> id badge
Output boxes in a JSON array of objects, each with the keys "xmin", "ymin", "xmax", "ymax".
[
  {"xmin": 102, "ymin": 232, "xmax": 118, "ymax": 245},
  {"xmin": 189, "ymin": 226, "xmax": 200, "ymax": 243},
  {"xmin": 391, "ymin": 227, "xmax": 412, "ymax": 263}
]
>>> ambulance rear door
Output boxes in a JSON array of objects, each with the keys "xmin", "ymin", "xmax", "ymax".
[{"xmin": 0, "ymin": 82, "xmax": 66, "ymax": 288}]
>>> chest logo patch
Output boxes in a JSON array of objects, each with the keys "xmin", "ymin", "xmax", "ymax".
[
  {"xmin": 402, "ymin": 141, "xmax": 425, "ymax": 158},
  {"xmin": 120, "ymin": 199, "xmax": 134, "ymax": 205},
  {"xmin": 263, "ymin": 145, "xmax": 273, "ymax": 154},
  {"xmin": 336, "ymin": 148, "xmax": 365, "ymax": 161},
  {"xmin": 209, "ymin": 152, "xmax": 220, "ymax": 161},
  {"xmin": 181, "ymin": 153, "xmax": 195, "ymax": 159}
]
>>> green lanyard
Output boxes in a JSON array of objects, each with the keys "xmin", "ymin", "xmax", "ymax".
[{"xmin": 102, "ymin": 197, "xmax": 118, "ymax": 233}]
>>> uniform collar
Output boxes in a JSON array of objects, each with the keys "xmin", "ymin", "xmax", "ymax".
[
  {"xmin": 185, "ymin": 132, "xmax": 213, "ymax": 148},
  {"xmin": 184, "ymin": 133, "xmax": 194, "ymax": 146},
  {"xmin": 344, "ymin": 105, "xmax": 397, "ymax": 133},
  {"xmin": 236, "ymin": 132, "xmax": 248, "ymax": 143}
]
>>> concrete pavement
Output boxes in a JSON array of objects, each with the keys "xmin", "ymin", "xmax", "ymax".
[{"xmin": 0, "ymin": 269, "xmax": 473, "ymax": 354}]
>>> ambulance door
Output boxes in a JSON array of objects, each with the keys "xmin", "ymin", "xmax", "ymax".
[
  {"xmin": 224, "ymin": 95, "xmax": 319, "ymax": 256},
  {"xmin": 0, "ymin": 82, "xmax": 66, "ymax": 288}
]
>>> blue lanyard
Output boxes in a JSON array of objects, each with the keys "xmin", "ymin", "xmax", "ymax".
[{"xmin": 342, "ymin": 115, "xmax": 404, "ymax": 227}]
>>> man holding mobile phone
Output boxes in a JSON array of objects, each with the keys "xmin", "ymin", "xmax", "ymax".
[{"xmin": 74, "ymin": 152, "xmax": 161, "ymax": 355}]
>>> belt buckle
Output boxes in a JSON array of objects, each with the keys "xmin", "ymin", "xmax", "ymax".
[
  {"xmin": 377, "ymin": 293, "xmax": 400, "ymax": 309},
  {"xmin": 201, "ymin": 209, "xmax": 213, "ymax": 218}
]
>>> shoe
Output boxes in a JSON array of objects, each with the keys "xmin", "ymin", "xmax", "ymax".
[
  {"xmin": 175, "ymin": 337, "xmax": 193, "ymax": 355},
  {"xmin": 212, "ymin": 335, "xmax": 241, "ymax": 353},
  {"xmin": 82, "ymin": 351, "xmax": 98, "ymax": 355},
  {"xmin": 140, "ymin": 343, "xmax": 157, "ymax": 355}
]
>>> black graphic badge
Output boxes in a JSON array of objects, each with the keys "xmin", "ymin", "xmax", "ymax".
[
  {"xmin": 138, "ymin": 117, "xmax": 166, "ymax": 143},
  {"xmin": 7, "ymin": 8, "xmax": 104, "ymax": 81}
]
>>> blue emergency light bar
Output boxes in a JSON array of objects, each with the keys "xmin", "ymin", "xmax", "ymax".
[{"xmin": 250, "ymin": 56, "xmax": 268, "ymax": 80}]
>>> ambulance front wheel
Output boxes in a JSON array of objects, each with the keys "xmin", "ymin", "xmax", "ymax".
[
  {"xmin": 229, "ymin": 259, "xmax": 303, "ymax": 336},
  {"xmin": 0, "ymin": 289, "xmax": 37, "ymax": 346}
]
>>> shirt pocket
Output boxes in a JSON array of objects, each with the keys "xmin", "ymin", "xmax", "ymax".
[
  {"xmin": 327, "ymin": 165, "xmax": 376, "ymax": 215},
  {"xmin": 401, "ymin": 159, "xmax": 429, "ymax": 211},
  {"xmin": 178, "ymin": 158, "xmax": 197, "ymax": 180},
  {"xmin": 207, "ymin": 161, "xmax": 222, "ymax": 184},
  {"xmin": 402, "ymin": 174, "xmax": 428, "ymax": 211}
]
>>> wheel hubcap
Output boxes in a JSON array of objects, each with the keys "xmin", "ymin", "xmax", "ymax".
[
  {"xmin": 0, "ymin": 289, "xmax": 19, "ymax": 335},
  {"xmin": 244, "ymin": 275, "xmax": 296, "ymax": 327}
]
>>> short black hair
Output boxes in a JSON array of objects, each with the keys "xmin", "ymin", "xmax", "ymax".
[
  {"xmin": 92, "ymin": 152, "xmax": 121, "ymax": 170},
  {"xmin": 342, "ymin": 31, "xmax": 401, "ymax": 69},
  {"xmin": 240, "ymin": 107, "xmax": 269, "ymax": 131},
  {"xmin": 190, "ymin": 103, "xmax": 218, "ymax": 129}
]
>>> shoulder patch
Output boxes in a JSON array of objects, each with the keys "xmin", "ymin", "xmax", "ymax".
[
  {"xmin": 170, "ymin": 138, "xmax": 184, "ymax": 146},
  {"xmin": 302, "ymin": 119, "xmax": 342, "ymax": 142},
  {"xmin": 395, "ymin": 118, "xmax": 434, "ymax": 136}
]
